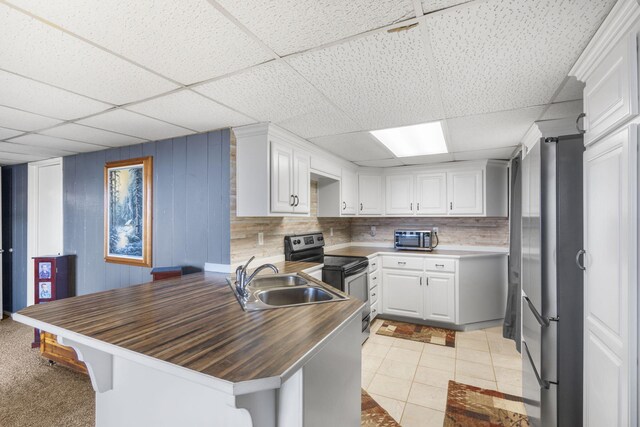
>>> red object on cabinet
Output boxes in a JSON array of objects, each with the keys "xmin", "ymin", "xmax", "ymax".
[{"xmin": 32, "ymin": 255, "xmax": 74, "ymax": 348}]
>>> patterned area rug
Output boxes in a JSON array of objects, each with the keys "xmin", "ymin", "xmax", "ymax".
[
  {"xmin": 361, "ymin": 389, "xmax": 401, "ymax": 427},
  {"xmin": 376, "ymin": 319, "xmax": 456, "ymax": 347},
  {"xmin": 444, "ymin": 380, "xmax": 529, "ymax": 426}
]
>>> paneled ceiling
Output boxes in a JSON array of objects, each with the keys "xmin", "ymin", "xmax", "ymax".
[{"xmin": 0, "ymin": 0, "xmax": 614, "ymax": 165}]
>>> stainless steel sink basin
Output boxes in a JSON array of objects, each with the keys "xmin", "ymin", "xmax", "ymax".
[
  {"xmin": 227, "ymin": 273, "xmax": 346, "ymax": 311},
  {"xmin": 249, "ymin": 274, "xmax": 308, "ymax": 289},
  {"xmin": 257, "ymin": 286, "xmax": 333, "ymax": 306}
]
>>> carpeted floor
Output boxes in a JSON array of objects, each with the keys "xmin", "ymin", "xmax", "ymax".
[{"xmin": 0, "ymin": 318, "xmax": 94, "ymax": 427}]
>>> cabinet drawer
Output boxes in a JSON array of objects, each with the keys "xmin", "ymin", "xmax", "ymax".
[
  {"xmin": 369, "ymin": 271, "xmax": 380, "ymax": 288},
  {"xmin": 584, "ymin": 32, "xmax": 638, "ymax": 146},
  {"xmin": 425, "ymin": 258, "xmax": 455, "ymax": 273},
  {"xmin": 369, "ymin": 285, "xmax": 379, "ymax": 305},
  {"xmin": 370, "ymin": 301, "xmax": 379, "ymax": 320},
  {"xmin": 383, "ymin": 256, "xmax": 424, "ymax": 270},
  {"xmin": 368, "ymin": 257, "xmax": 379, "ymax": 273}
]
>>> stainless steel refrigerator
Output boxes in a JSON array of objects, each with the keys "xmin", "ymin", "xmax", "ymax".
[{"xmin": 521, "ymin": 134, "xmax": 584, "ymax": 426}]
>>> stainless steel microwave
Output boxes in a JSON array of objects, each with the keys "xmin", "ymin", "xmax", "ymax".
[{"xmin": 394, "ymin": 229, "xmax": 437, "ymax": 251}]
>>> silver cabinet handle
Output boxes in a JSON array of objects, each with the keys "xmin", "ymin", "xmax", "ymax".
[
  {"xmin": 372, "ymin": 277, "xmax": 377, "ymax": 280},
  {"xmin": 435, "ymin": 264, "xmax": 444, "ymax": 268},
  {"xmin": 8, "ymin": 248, "xmax": 12, "ymax": 253},
  {"xmin": 360, "ymin": 202, "xmax": 363, "ymax": 211},
  {"xmin": 417, "ymin": 203, "xmax": 420, "ymax": 211},
  {"xmin": 294, "ymin": 195, "xmax": 299, "ymax": 206},
  {"xmin": 419, "ymin": 277, "xmax": 422, "ymax": 286},
  {"xmin": 397, "ymin": 261, "xmax": 406, "ymax": 265},
  {"xmin": 290, "ymin": 195, "xmax": 295, "ymax": 206},
  {"xmin": 576, "ymin": 113, "xmax": 586, "ymax": 134},
  {"xmin": 371, "ymin": 292, "xmax": 376, "ymax": 297},
  {"xmin": 342, "ymin": 201, "xmax": 346, "ymax": 210},
  {"xmin": 450, "ymin": 202, "xmax": 453, "ymax": 210},
  {"xmin": 576, "ymin": 249, "xmax": 586, "ymax": 270},
  {"xmin": 410, "ymin": 202, "xmax": 413, "ymax": 211},
  {"xmin": 426, "ymin": 277, "xmax": 429, "ymax": 286}
]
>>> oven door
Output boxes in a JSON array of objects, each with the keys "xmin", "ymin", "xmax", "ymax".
[{"xmin": 345, "ymin": 268, "xmax": 370, "ymax": 317}]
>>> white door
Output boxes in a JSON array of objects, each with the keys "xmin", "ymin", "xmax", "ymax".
[
  {"xmin": 447, "ymin": 170, "xmax": 483, "ymax": 215},
  {"xmin": 382, "ymin": 269, "xmax": 423, "ymax": 319},
  {"xmin": 358, "ymin": 174, "xmax": 383, "ymax": 215},
  {"xmin": 270, "ymin": 142, "xmax": 293, "ymax": 213},
  {"xmin": 415, "ymin": 173, "xmax": 447, "ymax": 215},
  {"xmin": 385, "ymin": 174, "xmax": 414, "ymax": 215},
  {"xmin": 424, "ymin": 273, "xmax": 455, "ymax": 322},
  {"xmin": 292, "ymin": 151, "xmax": 310, "ymax": 214},
  {"xmin": 583, "ymin": 125, "xmax": 637, "ymax": 427},
  {"xmin": 341, "ymin": 169, "xmax": 357, "ymax": 215}
]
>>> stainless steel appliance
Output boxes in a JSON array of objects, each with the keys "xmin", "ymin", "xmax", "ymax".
[
  {"xmin": 284, "ymin": 233, "xmax": 370, "ymax": 342},
  {"xmin": 394, "ymin": 229, "xmax": 438, "ymax": 251},
  {"xmin": 521, "ymin": 135, "xmax": 584, "ymax": 426}
]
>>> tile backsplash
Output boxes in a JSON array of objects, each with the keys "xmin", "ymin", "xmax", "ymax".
[{"xmin": 230, "ymin": 131, "xmax": 509, "ymax": 264}]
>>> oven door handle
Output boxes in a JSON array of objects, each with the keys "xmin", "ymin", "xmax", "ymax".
[{"xmin": 346, "ymin": 264, "xmax": 369, "ymax": 276}]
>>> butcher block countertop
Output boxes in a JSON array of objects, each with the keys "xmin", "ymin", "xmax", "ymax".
[
  {"xmin": 14, "ymin": 271, "xmax": 364, "ymax": 393},
  {"xmin": 325, "ymin": 246, "xmax": 507, "ymax": 258}
]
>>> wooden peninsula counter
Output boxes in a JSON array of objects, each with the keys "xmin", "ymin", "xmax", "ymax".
[{"xmin": 14, "ymin": 271, "xmax": 365, "ymax": 427}]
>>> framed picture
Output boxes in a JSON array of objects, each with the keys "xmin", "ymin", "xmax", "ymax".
[
  {"xmin": 104, "ymin": 157, "xmax": 153, "ymax": 267},
  {"xmin": 39, "ymin": 282, "xmax": 52, "ymax": 299},
  {"xmin": 38, "ymin": 262, "xmax": 52, "ymax": 279}
]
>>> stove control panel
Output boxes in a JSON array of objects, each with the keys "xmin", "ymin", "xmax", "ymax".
[{"xmin": 285, "ymin": 233, "xmax": 325, "ymax": 251}]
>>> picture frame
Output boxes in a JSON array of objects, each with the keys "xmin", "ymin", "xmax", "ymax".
[
  {"xmin": 38, "ymin": 261, "xmax": 52, "ymax": 279},
  {"xmin": 104, "ymin": 157, "xmax": 153, "ymax": 267}
]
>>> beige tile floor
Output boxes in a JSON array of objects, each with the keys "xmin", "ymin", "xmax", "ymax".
[{"xmin": 362, "ymin": 319, "xmax": 523, "ymax": 426}]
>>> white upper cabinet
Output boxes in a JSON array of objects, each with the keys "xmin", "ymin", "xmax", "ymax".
[
  {"xmin": 270, "ymin": 142, "xmax": 294, "ymax": 213},
  {"xmin": 293, "ymin": 151, "xmax": 310, "ymax": 214},
  {"xmin": 341, "ymin": 169, "xmax": 358, "ymax": 215},
  {"xmin": 583, "ymin": 32, "xmax": 638, "ymax": 146},
  {"xmin": 415, "ymin": 172, "xmax": 447, "ymax": 215},
  {"xmin": 358, "ymin": 174, "xmax": 383, "ymax": 215},
  {"xmin": 447, "ymin": 169, "xmax": 483, "ymax": 215},
  {"xmin": 385, "ymin": 174, "xmax": 414, "ymax": 215}
]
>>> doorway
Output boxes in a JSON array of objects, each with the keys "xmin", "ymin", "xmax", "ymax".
[{"xmin": 1, "ymin": 167, "xmax": 11, "ymax": 316}]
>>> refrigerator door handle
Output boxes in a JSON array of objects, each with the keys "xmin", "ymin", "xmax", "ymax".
[
  {"xmin": 524, "ymin": 296, "xmax": 550, "ymax": 327},
  {"xmin": 575, "ymin": 249, "xmax": 586, "ymax": 270},
  {"xmin": 524, "ymin": 341, "xmax": 550, "ymax": 390}
]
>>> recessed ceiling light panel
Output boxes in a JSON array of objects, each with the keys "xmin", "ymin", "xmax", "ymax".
[{"xmin": 370, "ymin": 121, "xmax": 448, "ymax": 157}]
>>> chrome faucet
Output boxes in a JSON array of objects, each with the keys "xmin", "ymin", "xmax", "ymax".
[{"xmin": 235, "ymin": 256, "xmax": 279, "ymax": 297}]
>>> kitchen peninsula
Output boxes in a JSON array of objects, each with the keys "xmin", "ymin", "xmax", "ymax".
[{"xmin": 13, "ymin": 271, "xmax": 365, "ymax": 427}]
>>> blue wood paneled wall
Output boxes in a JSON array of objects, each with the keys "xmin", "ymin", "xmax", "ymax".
[
  {"xmin": 8, "ymin": 164, "xmax": 28, "ymax": 311},
  {"xmin": 63, "ymin": 129, "xmax": 231, "ymax": 295}
]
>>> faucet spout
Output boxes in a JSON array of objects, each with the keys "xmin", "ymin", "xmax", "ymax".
[{"xmin": 235, "ymin": 258, "xmax": 279, "ymax": 297}]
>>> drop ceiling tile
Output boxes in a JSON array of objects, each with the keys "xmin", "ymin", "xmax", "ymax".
[
  {"xmin": 0, "ymin": 105, "xmax": 62, "ymax": 131},
  {"xmin": 541, "ymin": 100, "xmax": 583, "ymax": 120},
  {"xmin": 216, "ymin": 0, "xmax": 414, "ymax": 56},
  {"xmin": 77, "ymin": 109, "xmax": 193, "ymax": 141},
  {"xmin": 400, "ymin": 153, "xmax": 454, "ymax": 165},
  {"xmin": 427, "ymin": 0, "xmax": 615, "ymax": 117},
  {"xmin": 41, "ymin": 124, "xmax": 147, "ymax": 147},
  {"xmin": 0, "ymin": 127, "xmax": 23, "ymax": 140},
  {"xmin": 0, "ymin": 151, "xmax": 48, "ymax": 163},
  {"xmin": 126, "ymin": 90, "xmax": 254, "ymax": 133},
  {"xmin": 355, "ymin": 158, "xmax": 405, "ymax": 167},
  {"xmin": 195, "ymin": 61, "xmax": 349, "ymax": 125},
  {"xmin": 287, "ymin": 25, "xmax": 445, "ymax": 130},
  {"xmin": 0, "ymin": 70, "xmax": 111, "ymax": 120},
  {"xmin": 310, "ymin": 132, "xmax": 393, "ymax": 162},
  {"xmin": 0, "ymin": 141, "xmax": 75, "ymax": 158},
  {"xmin": 7, "ymin": 0, "xmax": 273, "ymax": 84},
  {"xmin": 446, "ymin": 106, "xmax": 545, "ymax": 152},
  {"xmin": 9, "ymin": 134, "xmax": 108, "ymax": 153},
  {"xmin": 554, "ymin": 77, "xmax": 584, "ymax": 103},
  {"xmin": 452, "ymin": 146, "xmax": 517, "ymax": 161},
  {"xmin": 0, "ymin": 4, "xmax": 178, "ymax": 105},
  {"xmin": 276, "ymin": 107, "xmax": 361, "ymax": 139}
]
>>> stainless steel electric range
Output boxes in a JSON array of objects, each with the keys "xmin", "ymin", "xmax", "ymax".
[{"xmin": 284, "ymin": 233, "xmax": 370, "ymax": 342}]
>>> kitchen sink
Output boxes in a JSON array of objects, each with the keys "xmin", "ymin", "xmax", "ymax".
[
  {"xmin": 227, "ymin": 273, "xmax": 346, "ymax": 311},
  {"xmin": 257, "ymin": 286, "xmax": 334, "ymax": 306}
]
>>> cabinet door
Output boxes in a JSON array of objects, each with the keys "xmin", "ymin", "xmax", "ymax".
[
  {"xmin": 382, "ymin": 269, "xmax": 423, "ymax": 319},
  {"xmin": 270, "ymin": 142, "xmax": 293, "ymax": 213},
  {"xmin": 358, "ymin": 174, "xmax": 383, "ymax": 215},
  {"xmin": 583, "ymin": 32, "xmax": 638, "ymax": 146},
  {"xmin": 385, "ymin": 174, "xmax": 414, "ymax": 215},
  {"xmin": 447, "ymin": 170, "xmax": 483, "ymax": 215},
  {"xmin": 415, "ymin": 173, "xmax": 447, "ymax": 215},
  {"xmin": 293, "ymin": 151, "xmax": 310, "ymax": 214},
  {"xmin": 583, "ymin": 125, "xmax": 637, "ymax": 427},
  {"xmin": 341, "ymin": 169, "xmax": 357, "ymax": 215},
  {"xmin": 425, "ymin": 273, "xmax": 455, "ymax": 323}
]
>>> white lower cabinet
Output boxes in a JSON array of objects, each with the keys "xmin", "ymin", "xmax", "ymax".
[
  {"xmin": 424, "ymin": 273, "xmax": 455, "ymax": 323},
  {"xmin": 381, "ymin": 269, "xmax": 424, "ymax": 319}
]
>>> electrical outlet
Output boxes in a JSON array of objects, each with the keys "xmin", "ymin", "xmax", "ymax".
[
  {"xmin": 370, "ymin": 226, "xmax": 376, "ymax": 237},
  {"xmin": 330, "ymin": 227, "xmax": 334, "ymax": 237},
  {"xmin": 432, "ymin": 227, "xmax": 439, "ymax": 233},
  {"xmin": 258, "ymin": 232, "xmax": 264, "ymax": 245}
]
